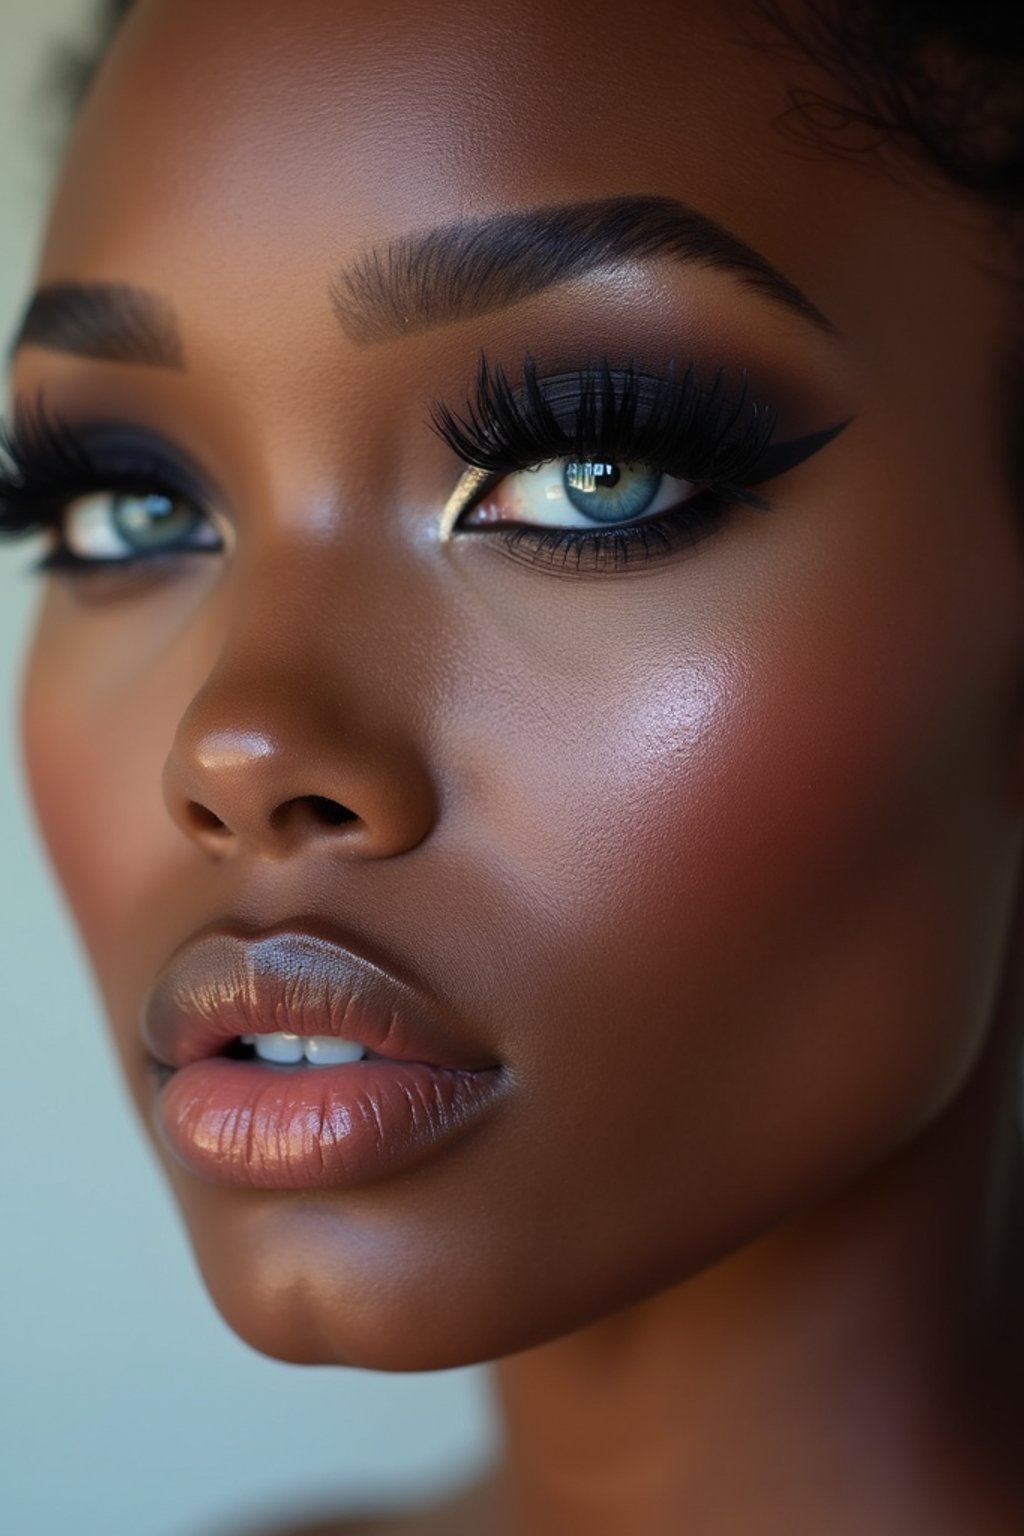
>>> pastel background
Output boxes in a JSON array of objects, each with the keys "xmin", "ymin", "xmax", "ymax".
[{"xmin": 0, "ymin": 3, "xmax": 496, "ymax": 1533}]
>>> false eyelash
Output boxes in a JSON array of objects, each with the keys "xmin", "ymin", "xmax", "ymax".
[
  {"xmin": 0, "ymin": 397, "xmax": 192, "ymax": 540},
  {"xmin": 430, "ymin": 353, "xmax": 779, "ymax": 505}
]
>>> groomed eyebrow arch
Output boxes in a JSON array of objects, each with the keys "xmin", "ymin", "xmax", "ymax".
[
  {"xmin": 333, "ymin": 193, "xmax": 837, "ymax": 345},
  {"xmin": 8, "ymin": 282, "xmax": 185, "ymax": 370}
]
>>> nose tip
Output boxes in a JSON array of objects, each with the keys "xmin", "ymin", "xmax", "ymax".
[{"xmin": 163, "ymin": 718, "xmax": 436, "ymax": 862}]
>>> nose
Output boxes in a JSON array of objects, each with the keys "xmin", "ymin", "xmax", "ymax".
[{"xmin": 162, "ymin": 649, "xmax": 437, "ymax": 864}]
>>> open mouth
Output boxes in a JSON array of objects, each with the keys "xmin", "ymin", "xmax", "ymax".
[
  {"xmin": 221, "ymin": 1032, "xmax": 379, "ymax": 1067},
  {"xmin": 142, "ymin": 927, "xmax": 497, "ymax": 1074},
  {"xmin": 141, "ymin": 927, "xmax": 506, "ymax": 1188}
]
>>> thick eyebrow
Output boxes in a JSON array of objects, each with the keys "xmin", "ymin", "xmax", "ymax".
[
  {"xmin": 333, "ymin": 194, "xmax": 837, "ymax": 345},
  {"xmin": 8, "ymin": 282, "xmax": 185, "ymax": 370}
]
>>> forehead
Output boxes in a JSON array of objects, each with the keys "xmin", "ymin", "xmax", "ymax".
[
  {"xmin": 40, "ymin": 0, "xmax": 877, "ymax": 285},
  {"xmin": 30, "ymin": 0, "xmax": 1003, "ymax": 414}
]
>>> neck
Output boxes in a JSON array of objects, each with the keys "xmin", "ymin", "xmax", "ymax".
[{"xmin": 494, "ymin": 1014, "xmax": 1024, "ymax": 1536}]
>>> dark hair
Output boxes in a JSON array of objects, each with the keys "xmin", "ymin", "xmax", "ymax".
[
  {"xmin": 53, "ymin": 0, "xmax": 1024, "ymax": 223},
  {"xmin": 750, "ymin": 1, "xmax": 1024, "ymax": 228}
]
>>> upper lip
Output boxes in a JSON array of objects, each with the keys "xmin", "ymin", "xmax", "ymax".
[{"xmin": 141, "ymin": 924, "xmax": 495, "ymax": 1072}]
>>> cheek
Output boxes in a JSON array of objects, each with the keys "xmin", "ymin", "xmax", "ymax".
[
  {"xmin": 24, "ymin": 676, "xmax": 161, "ymax": 934},
  {"xmin": 448, "ymin": 500, "xmax": 1022, "ymax": 1307},
  {"xmin": 18, "ymin": 587, "xmax": 207, "ymax": 1047}
]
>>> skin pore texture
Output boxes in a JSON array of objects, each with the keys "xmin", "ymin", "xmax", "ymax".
[{"xmin": 9, "ymin": 0, "xmax": 1024, "ymax": 1532}]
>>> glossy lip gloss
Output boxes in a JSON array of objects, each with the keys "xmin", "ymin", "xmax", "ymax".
[{"xmin": 141, "ymin": 927, "xmax": 505, "ymax": 1190}]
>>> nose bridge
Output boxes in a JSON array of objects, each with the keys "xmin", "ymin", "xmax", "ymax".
[{"xmin": 161, "ymin": 549, "xmax": 436, "ymax": 860}]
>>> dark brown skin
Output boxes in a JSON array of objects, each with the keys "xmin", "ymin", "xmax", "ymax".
[{"xmin": 11, "ymin": 0, "xmax": 1024, "ymax": 1531}]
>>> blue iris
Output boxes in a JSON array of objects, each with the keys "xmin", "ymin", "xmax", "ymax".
[
  {"xmin": 563, "ymin": 461, "xmax": 662, "ymax": 523},
  {"xmin": 113, "ymin": 493, "xmax": 199, "ymax": 550}
]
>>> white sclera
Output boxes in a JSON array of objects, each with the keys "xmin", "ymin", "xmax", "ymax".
[
  {"xmin": 64, "ymin": 492, "xmax": 222, "ymax": 561},
  {"xmin": 477, "ymin": 461, "xmax": 695, "ymax": 530}
]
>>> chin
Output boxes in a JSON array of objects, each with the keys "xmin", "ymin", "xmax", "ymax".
[
  {"xmin": 160, "ymin": 1161, "xmax": 738, "ymax": 1372},
  {"xmin": 198, "ymin": 1267, "xmax": 516, "ymax": 1372},
  {"xmin": 162, "ymin": 1167, "xmax": 523, "ymax": 1371}
]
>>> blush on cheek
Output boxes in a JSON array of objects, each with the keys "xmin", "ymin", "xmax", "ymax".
[
  {"xmin": 664, "ymin": 627, "xmax": 1017, "ymax": 1183},
  {"xmin": 513, "ymin": 540, "xmax": 1023, "ymax": 1264}
]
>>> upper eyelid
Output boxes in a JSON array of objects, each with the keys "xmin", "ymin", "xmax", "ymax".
[
  {"xmin": 429, "ymin": 356, "xmax": 783, "ymax": 477},
  {"xmin": 3, "ymin": 399, "xmax": 219, "ymax": 498},
  {"xmin": 437, "ymin": 421, "xmax": 853, "ymax": 542},
  {"xmin": 0, "ymin": 402, "xmax": 230, "ymax": 537},
  {"xmin": 433, "ymin": 358, "xmax": 778, "ymax": 539},
  {"xmin": 71, "ymin": 437, "xmax": 214, "ymax": 507}
]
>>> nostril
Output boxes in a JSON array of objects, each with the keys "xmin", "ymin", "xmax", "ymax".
[
  {"xmin": 267, "ymin": 795, "xmax": 359, "ymax": 832},
  {"xmin": 179, "ymin": 794, "xmax": 358, "ymax": 847},
  {"xmin": 188, "ymin": 801, "xmax": 228, "ymax": 834},
  {"xmin": 303, "ymin": 795, "xmax": 358, "ymax": 827}
]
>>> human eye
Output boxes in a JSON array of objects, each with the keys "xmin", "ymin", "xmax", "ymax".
[
  {"xmin": 433, "ymin": 355, "xmax": 849, "ymax": 574},
  {"xmin": 459, "ymin": 459, "xmax": 699, "ymax": 534},
  {"xmin": 0, "ymin": 398, "xmax": 224, "ymax": 574}
]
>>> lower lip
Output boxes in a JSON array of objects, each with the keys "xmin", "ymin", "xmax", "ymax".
[{"xmin": 150, "ymin": 1056, "xmax": 503, "ymax": 1190}]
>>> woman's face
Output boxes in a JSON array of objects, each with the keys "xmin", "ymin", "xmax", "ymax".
[{"xmin": 13, "ymin": 0, "xmax": 1024, "ymax": 1369}]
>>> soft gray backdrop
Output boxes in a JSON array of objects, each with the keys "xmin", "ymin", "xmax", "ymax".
[{"xmin": 0, "ymin": 4, "xmax": 495, "ymax": 1533}]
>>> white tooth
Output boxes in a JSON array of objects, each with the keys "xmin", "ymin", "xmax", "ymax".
[
  {"xmin": 254, "ymin": 1031, "xmax": 304, "ymax": 1064},
  {"xmin": 303, "ymin": 1036, "xmax": 366, "ymax": 1066},
  {"xmin": 240, "ymin": 1035, "xmax": 256, "ymax": 1046}
]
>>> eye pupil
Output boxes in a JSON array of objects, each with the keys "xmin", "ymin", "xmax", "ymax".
[{"xmin": 565, "ymin": 461, "xmax": 621, "ymax": 494}]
